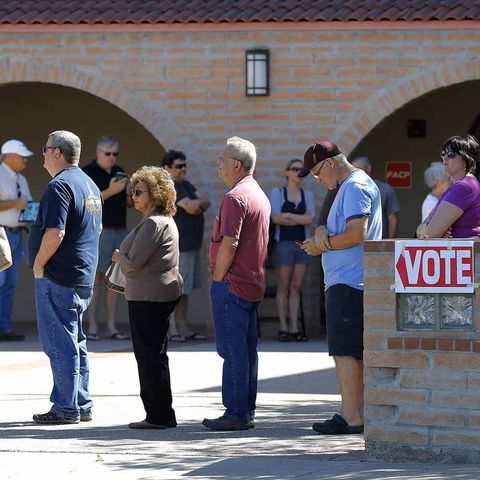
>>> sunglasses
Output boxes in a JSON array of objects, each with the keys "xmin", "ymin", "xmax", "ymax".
[
  {"xmin": 42, "ymin": 146, "xmax": 59, "ymax": 154},
  {"xmin": 99, "ymin": 149, "xmax": 119, "ymax": 157},
  {"xmin": 311, "ymin": 159, "xmax": 327, "ymax": 179},
  {"xmin": 440, "ymin": 151, "xmax": 458, "ymax": 159},
  {"xmin": 131, "ymin": 188, "xmax": 148, "ymax": 197},
  {"xmin": 288, "ymin": 167, "xmax": 302, "ymax": 172},
  {"xmin": 174, "ymin": 163, "xmax": 187, "ymax": 169}
]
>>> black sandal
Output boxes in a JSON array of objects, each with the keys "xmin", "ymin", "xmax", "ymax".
[
  {"xmin": 313, "ymin": 414, "xmax": 364, "ymax": 435},
  {"xmin": 290, "ymin": 331, "xmax": 308, "ymax": 342},
  {"xmin": 278, "ymin": 331, "xmax": 291, "ymax": 342}
]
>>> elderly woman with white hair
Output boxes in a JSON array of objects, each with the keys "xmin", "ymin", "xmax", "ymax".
[{"xmin": 421, "ymin": 161, "xmax": 451, "ymax": 222}]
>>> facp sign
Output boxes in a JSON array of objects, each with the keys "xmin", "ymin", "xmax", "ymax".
[
  {"xmin": 386, "ymin": 161, "xmax": 412, "ymax": 188},
  {"xmin": 395, "ymin": 240, "xmax": 474, "ymax": 293}
]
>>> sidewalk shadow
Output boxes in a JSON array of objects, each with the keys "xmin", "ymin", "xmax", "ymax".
[
  {"xmin": 0, "ymin": 337, "xmax": 329, "ymax": 354},
  {"xmin": 194, "ymin": 367, "xmax": 339, "ymax": 395}
]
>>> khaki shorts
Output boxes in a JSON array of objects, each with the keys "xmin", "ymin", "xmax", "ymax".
[
  {"xmin": 179, "ymin": 249, "xmax": 203, "ymax": 295},
  {"xmin": 97, "ymin": 228, "xmax": 129, "ymax": 273}
]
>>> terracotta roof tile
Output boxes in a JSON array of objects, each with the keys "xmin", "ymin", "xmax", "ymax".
[{"xmin": 0, "ymin": 1, "xmax": 479, "ymax": 25}]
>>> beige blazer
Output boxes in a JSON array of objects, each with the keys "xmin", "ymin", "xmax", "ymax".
[{"xmin": 118, "ymin": 213, "xmax": 183, "ymax": 302}]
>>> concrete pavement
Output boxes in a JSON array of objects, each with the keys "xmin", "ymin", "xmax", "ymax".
[{"xmin": 1, "ymin": 332, "xmax": 479, "ymax": 479}]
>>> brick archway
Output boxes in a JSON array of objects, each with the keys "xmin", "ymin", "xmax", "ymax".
[
  {"xmin": 337, "ymin": 59, "xmax": 480, "ymax": 153},
  {"xmin": 0, "ymin": 57, "xmax": 215, "ymax": 194},
  {"xmin": 0, "ymin": 57, "xmax": 183, "ymax": 149}
]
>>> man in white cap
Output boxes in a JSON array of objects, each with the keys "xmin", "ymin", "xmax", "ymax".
[{"xmin": 0, "ymin": 139, "xmax": 33, "ymax": 341}]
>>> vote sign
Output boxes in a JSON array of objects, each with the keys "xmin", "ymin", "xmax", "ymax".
[{"xmin": 395, "ymin": 240, "xmax": 474, "ymax": 293}]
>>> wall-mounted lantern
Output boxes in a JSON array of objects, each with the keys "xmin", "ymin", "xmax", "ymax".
[{"xmin": 246, "ymin": 49, "xmax": 270, "ymax": 96}]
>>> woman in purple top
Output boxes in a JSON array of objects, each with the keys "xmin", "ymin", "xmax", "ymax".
[{"xmin": 417, "ymin": 134, "xmax": 480, "ymax": 239}]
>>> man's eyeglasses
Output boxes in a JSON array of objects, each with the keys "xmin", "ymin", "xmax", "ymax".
[
  {"xmin": 311, "ymin": 160, "xmax": 327, "ymax": 179},
  {"xmin": 131, "ymin": 188, "xmax": 148, "ymax": 197},
  {"xmin": 99, "ymin": 149, "xmax": 119, "ymax": 157},
  {"xmin": 42, "ymin": 146, "xmax": 57, "ymax": 154},
  {"xmin": 174, "ymin": 163, "xmax": 187, "ymax": 169},
  {"xmin": 288, "ymin": 167, "xmax": 302, "ymax": 173},
  {"xmin": 441, "ymin": 150, "xmax": 458, "ymax": 160}
]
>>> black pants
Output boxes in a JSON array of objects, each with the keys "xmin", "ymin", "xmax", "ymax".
[{"xmin": 128, "ymin": 299, "xmax": 179, "ymax": 425}]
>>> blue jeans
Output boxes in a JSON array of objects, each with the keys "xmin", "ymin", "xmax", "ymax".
[
  {"xmin": 0, "ymin": 231, "xmax": 23, "ymax": 333},
  {"xmin": 210, "ymin": 280, "xmax": 259, "ymax": 421},
  {"xmin": 35, "ymin": 278, "xmax": 93, "ymax": 419}
]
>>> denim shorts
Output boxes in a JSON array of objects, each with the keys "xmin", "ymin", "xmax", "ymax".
[
  {"xmin": 98, "ymin": 228, "xmax": 129, "ymax": 273},
  {"xmin": 270, "ymin": 240, "xmax": 310, "ymax": 267},
  {"xmin": 325, "ymin": 284, "xmax": 364, "ymax": 360}
]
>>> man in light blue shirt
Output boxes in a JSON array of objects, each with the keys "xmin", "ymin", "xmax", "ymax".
[{"xmin": 299, "ymin": 140, "xmax": 382, "ymax": 436}]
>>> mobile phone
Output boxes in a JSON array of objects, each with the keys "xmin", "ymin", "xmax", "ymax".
[
  {"xmin": 295, "ymin": 240, "xmax": 303, "ymax": 246},
  {"xmin": 114, "ymin": 172, "xmax": 127, "ymax": 181}
]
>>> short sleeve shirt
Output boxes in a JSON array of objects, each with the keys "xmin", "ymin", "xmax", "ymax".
[
  {"xmin": 422, "ymin": 193, "xmax": 438, "ymax": 222},
  {"xmin": 82, "ymin": 160, "xmax": 127, "ymax": 228},
  {"xmin": 209, "ymin": 175, "xmax": 271, "ymax": 302},
  {"xmin": 0, "ymin": 163, "xmax": 33, "ymax": 227},
  {"xmin": 322, "ymin": 169, "xmax": 382, "ymax": 291},
  {"xmin": 174, "ymin": 180, "xmax": 204, "ymax": 251},
  {"xmin": 374, "ymin": 180, "xmax": 400, "ymax": 239},
  {"xmin": 28, "ymin": 167, "xmax": 102, "ymax": 287},
  {"xmin": 431, "ymin": 175, "xmax": 480, "ymax": 238}
]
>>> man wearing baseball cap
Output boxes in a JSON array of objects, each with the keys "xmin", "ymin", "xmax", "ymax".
[
  {"xmin": 0, "ymin": 139, "xmax": 34, "ymax": 341},
  {"xmin": 299, "ymin": 141, "xmax": 382, "ymax": 435}
]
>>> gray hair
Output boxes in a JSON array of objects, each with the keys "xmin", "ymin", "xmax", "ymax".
[
  {"xmin": 424, "ymin": 161, "xmax": 446, "ymax": 188},
  {"xmin": 97, "ymin": 135, "xmax": 118, "ymax": 149},
  {"xmin": 351, "ymin": 156, "xmax": 372, "ymax": 169},
  {"xmin": 49, "ymin": 130, "xmax": 81, "ymax": 165},
  {"xmin": 226, "ymin": 136, "xmax": 256, "ymax": 174}
]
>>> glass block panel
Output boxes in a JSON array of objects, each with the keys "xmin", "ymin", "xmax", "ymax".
[
  {"xmin": 440, "ymin": 294, "xmax": 474, "ymax": 329},
  {"xmin": 398, "ymin": 294, "xmax": 436, "ymax": 329}
]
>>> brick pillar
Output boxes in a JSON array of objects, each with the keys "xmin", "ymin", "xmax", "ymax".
[{"xmin": 364, "ymin": 240, "xmax": 480, "ymax": 464}]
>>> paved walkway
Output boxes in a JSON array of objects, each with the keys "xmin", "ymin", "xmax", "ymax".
[{"xmin": 1, "ymin": 333, "xmax": 479, "ymax": 479}]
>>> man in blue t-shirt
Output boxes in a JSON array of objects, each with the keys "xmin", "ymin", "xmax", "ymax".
[
  {"xmin": 298, "ymin": 140, "xmax": 382, "ymax": 436},
  {"xmin": 28, "ymin": 130, "xmax": 102, "ymax": 425}
]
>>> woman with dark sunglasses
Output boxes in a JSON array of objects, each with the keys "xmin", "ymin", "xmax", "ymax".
[
  {"xmin": 269, "ymin": 159, "xmax": 315, "ymax": 342},
  {"xmin": 417, "ymin": 134, "xmax": 480, "ymax": 239},
  {"xmin": 111, "ymin": 166, "xmax": 183, "ymax": 429}
]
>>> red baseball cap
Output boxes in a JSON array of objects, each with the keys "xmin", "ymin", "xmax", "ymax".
[{"xmin": 298, "ymin": 141, "xmax": 341, "ymax": 177}]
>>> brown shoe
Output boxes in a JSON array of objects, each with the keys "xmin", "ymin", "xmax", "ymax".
[{"xmin": 128, "ymin": 419, "xmax": 177, "ymax": 429}]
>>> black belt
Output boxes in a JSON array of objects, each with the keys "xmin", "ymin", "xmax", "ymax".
[{"xmin": 1, "ymin": 226, "xmax": 27, "ymax": 233}]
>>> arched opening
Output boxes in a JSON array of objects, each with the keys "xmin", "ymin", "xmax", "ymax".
[
  {"xmin": 0, "ymin": 82, "xmax": 164, "ymax": 200},
  {"xmin": 350, "ymin": 79, "xmax": 480, "ymax": 237},
  {"xmin": 1, "ymin": 82, "xmax": 166, "ymax": 329}
]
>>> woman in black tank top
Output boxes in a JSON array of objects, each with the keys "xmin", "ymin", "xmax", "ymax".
[{"xmin": 269, "ymin": 159, "xmax": 314, "ymax": 342}]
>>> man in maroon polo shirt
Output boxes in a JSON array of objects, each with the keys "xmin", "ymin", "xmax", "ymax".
[{"xmin": 202, "ymin": 136, "xmax": 271, "ymax": 431}]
